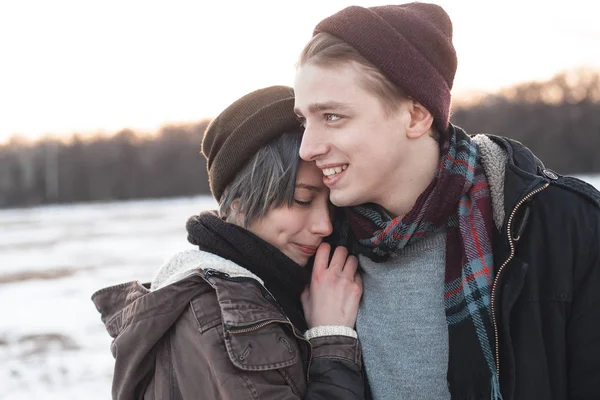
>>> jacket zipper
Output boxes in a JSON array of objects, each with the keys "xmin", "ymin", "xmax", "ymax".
[
  {"xmin": 204, "ymin": 269, "xmax": 313, "ymax": 382},
  {"xmin": 204, "ymin": 269, "xmax": 279, "ymax": 306},
  {"xmin": 490, "ymin": 182, "xmax": 549, "ymax": 379}
]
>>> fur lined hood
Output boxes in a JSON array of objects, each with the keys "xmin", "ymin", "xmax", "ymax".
[
  {"xmin": 151, "ymin": 249, "xmax": 261, "ymax": 291},
  {"xmin": 472, "ymin": 134, "xmax": 508, "ymax": 230}
]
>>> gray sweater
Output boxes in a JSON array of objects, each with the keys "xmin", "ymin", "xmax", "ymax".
[{"xmin": 356, "ymin": 229, "xmax": 451, "ymax": 400}]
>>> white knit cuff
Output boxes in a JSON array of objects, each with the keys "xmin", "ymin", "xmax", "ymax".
[{"xmin": 304, "ymin": 325, "xmax": 358, "ymax": 340}]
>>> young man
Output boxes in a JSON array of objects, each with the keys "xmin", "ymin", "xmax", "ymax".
[{"xmin": 294, "ymin": 3, "xmax": 600, "ymax": 399}]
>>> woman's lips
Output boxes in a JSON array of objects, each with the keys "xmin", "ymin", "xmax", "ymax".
[{"xmin": 294, "ymin": 244, "xmax": 318, "ymax": 256}]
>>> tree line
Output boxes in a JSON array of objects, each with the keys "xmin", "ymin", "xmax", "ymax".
[
  {"xmin": 1, "ymin": 69, "xmax": 599, "ymax": 209},
  {"xmin": 451, "ymin": 68, "xmax": 600, "ymax": 173},
  {"xmin": 0, "ymin": 122, "xmax": 211, "ymax": 208}
]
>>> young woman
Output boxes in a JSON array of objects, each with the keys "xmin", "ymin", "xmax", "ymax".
[{"xmin": 92, "ymin": 86, "xmax": 364, "ymax": 399}]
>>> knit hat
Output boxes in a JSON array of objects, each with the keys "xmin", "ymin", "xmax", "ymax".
[
  {"xmin": 201, "ymin": 86, "xmax": 301, "ymax": 201},
  {"xmin": 314, "ymin": 2, "xmax": 457, "ymax": 133}
]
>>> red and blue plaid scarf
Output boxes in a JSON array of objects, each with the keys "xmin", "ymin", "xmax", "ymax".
[{"xmin": 346, "ymin": 126, "xmax": 501, "ymax": 399}]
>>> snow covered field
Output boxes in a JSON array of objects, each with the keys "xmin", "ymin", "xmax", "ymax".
[
  {"xmin": 1, "ymin": 175, "xmax": 599, "ymax": 399},
  {"xmin": 0, "ymin": 196, "xmax": 217, "ymax": 400}
]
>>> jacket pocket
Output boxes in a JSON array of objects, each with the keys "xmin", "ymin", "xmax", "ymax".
[
  {"xmin": 224, "ymin": 322, "xmax": 300, "ymax": 370},
  {"xmin": 224, "ymin": 322, "xmax": 307, "ymax": 397}
]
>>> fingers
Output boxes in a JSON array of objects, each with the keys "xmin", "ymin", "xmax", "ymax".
[
  {"xmin": 329, "ymin": 246, "xmax": 348, "ymax": 273},
  {"xmin": 342, "ymin": 254, "xmax": 359, "ymax": 279},
  {"xmin": 304, "ymin": 246, "xmax": 364, "ymax": 328},
  {"xmin": 312, "ymin": 243, "xmax": 331, "ymax": 274},
  {"xmin": 353, "ymin": 270, "xmax": 363, "ymax": 289},
  {"xmin": 312, "ymin": 245, "xmax": 359, "ymax": 287}
]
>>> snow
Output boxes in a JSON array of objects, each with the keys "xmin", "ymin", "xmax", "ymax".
[
  {"xmin": 1, "ymin": 175, "xmax": 599, "ymax": 399},
  {"xmin": 0, "ymin": 196, "xmax": 217, "ymax": 400}
]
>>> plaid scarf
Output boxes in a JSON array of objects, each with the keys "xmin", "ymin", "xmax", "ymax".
[{"xmin": 345, "ymin": 126, "xmax": 502, "ymax": 399}]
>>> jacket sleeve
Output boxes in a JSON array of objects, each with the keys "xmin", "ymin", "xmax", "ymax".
[
  {"xmin": 304, "ymin": 335, "xmax": 365, "ymax": 399},
  {"xmin": 567, "ymin": 210, "xmax": 600, "ymax": 399},
  {"xmin": 170, "ymin": 296, "xmax": 365, "ymax": 400}
]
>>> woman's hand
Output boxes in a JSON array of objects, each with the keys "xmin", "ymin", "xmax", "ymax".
[{"xmin": 301, "ymin": 243, "xmax": 363, "ymax": 328}]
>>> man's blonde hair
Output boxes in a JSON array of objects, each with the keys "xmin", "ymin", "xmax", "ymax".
[
  {"xmin": 298, "ymin": 32, "xmax": 439, "ymax": 140},
  {"xmin": 298, "ymin": 32, "xmax": 407, "ymax": 115}
]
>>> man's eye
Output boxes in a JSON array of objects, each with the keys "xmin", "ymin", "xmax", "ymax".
[{"xmin": 325, "ymin": 114, "xmax": 341, "ymax": 122}]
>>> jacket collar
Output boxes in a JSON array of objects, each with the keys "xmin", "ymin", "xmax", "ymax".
[
  {"xmin": 93, "ymin": 249, "xmax": 281, "ymax": 340},
  {"xmin": 471, "ymin": 130, "xmax": 549, "ymax": 231},
  {"xmin": 151, "ymin": 249, "xmax": 263, "ymax": 291},
  {"xmin": 151, "ymin": 249, "xmax": 283, "ymax": 328}
]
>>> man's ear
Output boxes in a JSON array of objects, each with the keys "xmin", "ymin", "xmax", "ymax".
[{"xmin": 405, "ymin": 100, "xmax": 434, "ymax": 139}]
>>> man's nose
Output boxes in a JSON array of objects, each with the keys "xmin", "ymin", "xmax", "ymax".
[{"xmin": 299, "ymin": 125, "xmax": 327, "ymax": 161}]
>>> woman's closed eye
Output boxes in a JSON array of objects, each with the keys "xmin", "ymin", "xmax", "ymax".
[{"xmin": 294, "ymin": 199, "xmax": 312, "ymax": 207}]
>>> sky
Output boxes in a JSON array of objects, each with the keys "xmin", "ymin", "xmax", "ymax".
[{"xmin": 1, "ymin": 0, "xmax": 599, "ymax": 142}]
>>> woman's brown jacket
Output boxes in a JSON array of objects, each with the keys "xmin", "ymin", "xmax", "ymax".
[{"xmin": 92, "ymin": 250, "xmax": 364, "ymax": 399}]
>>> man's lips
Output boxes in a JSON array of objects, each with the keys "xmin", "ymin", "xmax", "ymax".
[
  {"xmin": 317, "ymin": 163, "xmax": 348, "ymax": 176},
  {"xmin": 316, "ymin": 163, "xmax": 348, "ymax": 186},
  {"xmin": 323, "ymin": 168, "xmax": 346, "ymax": 186}
]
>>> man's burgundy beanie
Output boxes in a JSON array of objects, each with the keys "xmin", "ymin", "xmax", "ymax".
[
  {"xmin": 314, "ymin": 2, "xmax": 457, "ymax": 133},
  {"xmin": 201, "ymin": 86, "xmax": 300, "ymax": 201}
]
